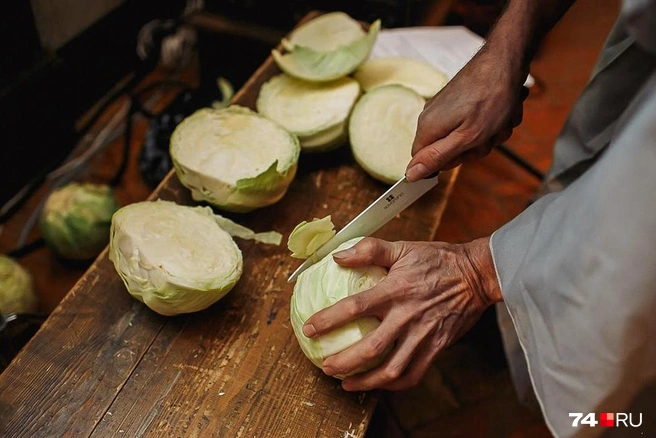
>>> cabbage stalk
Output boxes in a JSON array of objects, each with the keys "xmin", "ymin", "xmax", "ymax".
[
  {"xmin": 109, "ymin": 200, "xmax": 243, "ymax": 316},
  {"xmin": 354, "ymin": 56, "xmax": 449, "ymax": 98},
  {"xmin": 0, "ymin": 255, "xmax": 37, "ymax": 314},
  {"xmin": 170, "ymin": 106, "xmax": 300, "ymax": 212},
  {"xmin": 290, "ymin": 237, "xmax": 390, "ymax": 377},
  {"xmin": 272, "ymin": 12, "xmax": 381, "ymax": 82},
  {"xmin": 349, "ymin": 85, "xmax": 425, "ymax": 184},
  {"xmin": 257, "ymin": 74, "xmax": 360, "ymax": 151},
  {"xmin": 40, "ymin": 182, "xmax": 119, "ymax": 260}
]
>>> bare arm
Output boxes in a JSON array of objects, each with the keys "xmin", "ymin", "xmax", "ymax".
[{"xmin": 406, "ymin": 0, "xmax": 578, "ymax": 181}]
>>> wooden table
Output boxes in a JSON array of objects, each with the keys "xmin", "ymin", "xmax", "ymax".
[{"xmin": 0, "ymin": 13, "xmax": 458, "ymax": 437}]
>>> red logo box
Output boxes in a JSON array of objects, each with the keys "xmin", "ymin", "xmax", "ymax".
[{"xmin": 600, "ymin": 413, "xmax": 615, "ymax": 427}]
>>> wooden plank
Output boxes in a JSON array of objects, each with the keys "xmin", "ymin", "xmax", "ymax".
[{"xmin": 0, "ymin": 11, "xmax": 459, "ymax": 438}]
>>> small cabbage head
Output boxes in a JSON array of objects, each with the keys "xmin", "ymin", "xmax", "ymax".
[
  {"xmin": 40, "ymin": 183, "xmax": 119, "ymax": 260},
  {"xmin": 109, "ymin": 200, "xmax": 243, "ymax": 316},
  {"xmin": 290, "ymin": 237, "xmax": 390, "ymax": 378},
  {"xmin": 0, "ymin": 255, "xmax": 37, "ymax": 314}
]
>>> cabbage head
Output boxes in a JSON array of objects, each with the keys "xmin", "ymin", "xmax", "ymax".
[
  {"xmin": 0, "ymin": 255, "xmax": 37, "ymax": 314},
  {"xmin": 40, "ymin": 183, "xmax": 119, "ymax": 260},
  {"xmin": 109, "ymin": 200, "xmax": 243, "ymax": 316},
  {"xmin": 290, "ymin": 237, "xmax": 390, "ymax": 378}
]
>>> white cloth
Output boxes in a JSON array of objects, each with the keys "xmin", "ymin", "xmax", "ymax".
[{"xmin": 490, "ymin": 1, "xmax": 656, "ymax": 436}]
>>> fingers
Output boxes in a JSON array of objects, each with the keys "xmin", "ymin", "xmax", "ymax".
[
  {"xmin": 338, "ymin": 322, "xmax": 431, "ymax": 391},
  {"xmin": 491, "ymin": 126, "xmax": 513, "ymax": 146},
  {"xmin": 302, "ymin": 279, "xmax": 395, "ymax": 338},
  {"xmin": 406, "ymin": 133, "xmax": 470, "ymax": 181},
  {"xmin": 411, "ymin": 105, "xmax": 455, "ymax": 157},
  {"xmin": 321, "ymin": 316, "xmax": 403, "ymax": 380},
  {"xmin": 333, "ymin": 237, "xmax": 403, "ymax": 269},
  {"xmin": 511, "ymin": 86, "xmax": 528, "ymax": 127},
  {"xmin": 379, "ymin": 341, "xmax": 440, "ymax": 391}
]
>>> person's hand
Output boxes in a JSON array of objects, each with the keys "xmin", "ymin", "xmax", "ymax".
[
  {"xmin": 406, "ymin": 48, "xmax": 529, "ymax": 181},
  {"xmin": 301, "ymin": 236, "xmax": 502, "ymax": 391}
]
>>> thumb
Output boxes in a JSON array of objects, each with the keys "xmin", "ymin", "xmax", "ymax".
[
  {"xmin": 406, "ymin": 133, "xmax": 467, "ymax": 181},
  {"xmin": 333, "ymin": 237, "xmax": 402, "ymax": 268}
]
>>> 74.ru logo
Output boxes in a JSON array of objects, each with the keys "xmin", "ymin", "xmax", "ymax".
[{"xmin": 569, "ymin": 412, "xmax": 643, "ymax": 428}]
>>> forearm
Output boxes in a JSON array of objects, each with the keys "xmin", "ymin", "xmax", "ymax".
[{"xmin": 483, "ymin": 0, "xmax": 578, "ymax": 84}]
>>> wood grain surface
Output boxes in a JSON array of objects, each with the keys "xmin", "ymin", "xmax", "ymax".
[{"xmin": 0, "ymin": 12, "xmax": 459, "ymax": 437}]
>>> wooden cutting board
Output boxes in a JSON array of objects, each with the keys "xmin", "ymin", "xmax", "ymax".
[{"xmin": 0, "ymin": 11, "xmax": 459, "ymax": 438}]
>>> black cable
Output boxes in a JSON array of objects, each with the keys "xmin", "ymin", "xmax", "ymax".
[
  {"xmin": 496, "ymin": 144, "xmax": 545, "ymax": 181},
  {"xmin": 6, "ymin": 238, "xmax": 46, "ymax": 259},
  {"xmin": 0, "ymin": 173, "xmax": 48, "ymax": 224}
]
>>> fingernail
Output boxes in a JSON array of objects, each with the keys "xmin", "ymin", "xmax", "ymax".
[
  {"xmin": 406, "ymin": 163, "xmax": 427, "ymax": 181},
  {"xmin": 333, "ymin": 248, "xmax": 356, "ymax": 260},
  {"xmin": 322, "ymin": 365, "xmax": 334, "ymax": 375},
  {"xmin": 303, "ymin": 323, "xmax": 317, "ymax": 338}
]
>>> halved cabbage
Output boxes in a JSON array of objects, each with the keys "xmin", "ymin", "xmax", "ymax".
[
  {"xmin": 349, "ymin": 85, "xmax": 425, "ymax": 184},
  {"xmin": 272, "ymin": 12, "xmax": 381, "ymax": 82},
  {"xmin": 287, "ymin": 215, "xmax": 336, "ymax": 259},
  {"xmin": 170, "ymin": 106, "xmax": 300, "ymax": 212},
  {"xmin": 290, "ymin": 237, "xmax": 390, "ymax": 378},
  {"xmin": 354, "ymin": 57, "xmax": 449, "ymax": 98},
  {"xmin": 109, "ymin": 200, "xmax": 243, "ymax": 316},
  {"xmin": 257, "ymin": 74, "xmax": 360, "ymax": 152}
]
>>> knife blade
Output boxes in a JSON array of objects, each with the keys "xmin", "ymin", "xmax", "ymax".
[{"xmin": 287, "ymin": 174, "xmax": 439, "ymax": 282}]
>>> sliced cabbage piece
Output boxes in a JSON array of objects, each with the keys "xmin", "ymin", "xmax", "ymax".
[
  {"xmin": 290, "ymin": 237, "xmax": 391, "ymax": 378},
  {"xmin": 354, "ymin": 57, "xmax": 449, "ymax": 98},
  {"xmin": 170, "ymin": 106, "xmax": 300, "ymax": 212},
  {"xmin": 109, "ymin": 200, "xmax": 243, "ymax": 316},
  {"xmin": 349, "ymin": 85, "xmax": 425, "ymax": 184},
  {"xmin": 287, "ymin": 215, "xmax": 336, "ymax": 259},
  {"xmin": 213, "ymin": 214, "xmax": 282, "ymax": 245},
  {"xmin": 272, "ymin": 12, "xmax": 381, "ymax": 82},
  {"xmin": 257, "ymin": 74, "xmax": 360, "ymax": 151}
]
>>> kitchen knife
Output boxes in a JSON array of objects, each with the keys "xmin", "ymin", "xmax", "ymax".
[{"xmin": 287, "ymin": 174, "xmax": 439, "ymax": 282}]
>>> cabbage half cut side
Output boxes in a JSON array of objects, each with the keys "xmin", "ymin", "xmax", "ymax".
[
  {"xmin": 349, "ymin": 85, "xmax": 426, "ymax": 184},
  {"xmin": 272, "ymin": 12, "xmax": 381, "ymax": 82},
  {"xmin": 354, "ymin": 56, "xmax": 449, "ymax": 99},
  {"xmin": 170, "ymin": 106, "xmax": 300, "ymax": 213},
  {"xmin": 257, "ymin": 74, "xmax": 360, "ymax": 152},
  {"xmin": 109, "ymin": 200, "xmax": 243, "ymax": 316}
]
